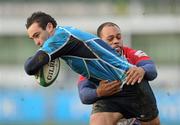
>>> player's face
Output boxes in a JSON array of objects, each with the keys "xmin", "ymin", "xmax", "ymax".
[
  {"xmin": 100, "ymin": 25, "xmax": 123, "ymax": 53},
  {"xmin": 27, "ymin": 22, "xmax": 53, "ymax": 47}
]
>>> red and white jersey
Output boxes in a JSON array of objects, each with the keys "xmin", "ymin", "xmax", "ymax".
[{"xmin": 122, "ymin": 46, "xmax": 150, "ymax": 65}]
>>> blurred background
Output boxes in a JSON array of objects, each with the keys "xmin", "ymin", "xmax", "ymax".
[{"xmin": 0, "ymin": 0, "xmax": 180, "ymax": 125}]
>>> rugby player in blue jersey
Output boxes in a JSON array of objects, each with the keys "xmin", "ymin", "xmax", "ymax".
[
  {"xmin": 78, "ymin": 22, "xmax": 160, "ymax": 125},
  {"xmin": 24, "ymin": 11, "xmax": 132, "ymax": 83}
]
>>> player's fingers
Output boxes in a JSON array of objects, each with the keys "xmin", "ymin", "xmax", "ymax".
[
  {"xmin": 126, "ymin": 67, "xmax": 133, "ymax": 75},
  {"xmin": 111, "ymin": 81, "xmax": 121, "ymax": 86},
  {"xmin": 107, "ymin": 84, "xmax": 119, "ymax": 91},
  {"xmin": 131, "ymin": 76, "xmax": 139, "ymax": 85},
  {"xmin": 111, "ymin": 84, "xmax": 121, "ymax": 90},
  {"xmin": 130, "ymin": 71, "xmax": 140, "ymax": 85},
  {"xmin": 107, "ymin": 83, "xmax": 120, "ymax": 91},
  {"xmin": 109, "ymin": 90, "xmax": 120, "ymax": 96},
  {"xmin": 126, "ymin": 74, "xmax": 133, "ymax": 85},
  {"xmin": 126, "ymin": 70, "xmax": 130, "ymax": 75},
  {"xmin": 108, "ymin": 86, "xmax": 120, "ymax": 94},
  {"xmin": 138, "ymin": 76, "xmax": 143, "ymax": 83},
  {"xmin": 126, "ymin": 66, "xmax": 137, "ymax": 74},
  {"xmin": 126, "ymin": 70, "xmax": 134, "ymax": 79},
  {"xmin": 126, "ymin": 71, "xmax": 138, "ymax": 85}
]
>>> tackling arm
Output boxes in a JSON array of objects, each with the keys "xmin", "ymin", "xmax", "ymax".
[
  {"xmin": 24, "ymin": 50, "xmax": 49, "ymax": 75},
  {"xmin": 137, "ymin": 60, "xmax": 157, "ymax": 81},
  {"xmin": 78, "ymin": 76, "xmax": 121, "ymax": 105},
  {"xmin": 78, "ymin": 78, "xmax": 98, "ymax": 104}
]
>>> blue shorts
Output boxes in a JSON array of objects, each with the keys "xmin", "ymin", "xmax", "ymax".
[{"xmin": 92, "ymin": 79, "xmax": 159, "ymax": 122}]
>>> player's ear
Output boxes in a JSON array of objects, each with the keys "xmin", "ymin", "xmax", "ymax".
[{"xmin": 46, "ymin": 23, "xmax": 54, "ymax": 34}]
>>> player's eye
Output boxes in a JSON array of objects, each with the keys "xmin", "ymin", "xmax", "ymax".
[
  {"xmin": 107, "ymin": 36, "xmax": 114, "ymax": 43},
  {"xmin": 34, "ymin": 33, "xmax": 40, "ymax": 38},
  {"xmin": 116, "ymin": 34, "xmax": 121, "ymax": 40},
  {"xmin": 32, "ymin": 32, "xmax": 40, "ymax": 39}
]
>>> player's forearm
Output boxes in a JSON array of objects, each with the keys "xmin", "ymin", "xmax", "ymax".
[
  {"xmin": 137, "ymin": 60, "xmax": 157, "ymax": 81},
  {"xmin": 78, "ymin": 80, "xmax": 98, "ymax": 104},
  {"xmin": 24, "ymin": 50, "xmax": 49, "ymax": 75}
]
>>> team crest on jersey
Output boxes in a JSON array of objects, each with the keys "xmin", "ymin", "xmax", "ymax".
[{"xmin": 134, "ymin": 50, "xmax": 148, "ymax": 57}]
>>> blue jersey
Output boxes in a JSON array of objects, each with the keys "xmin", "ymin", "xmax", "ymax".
[{"xmin": 27, "ymin": 26, "xmax": 133, "ymax": 83}]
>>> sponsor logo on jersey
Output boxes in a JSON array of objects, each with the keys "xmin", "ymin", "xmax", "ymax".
[{"xmin": 134, "ymin": 50, "xmax": 148, "ymax": 57}]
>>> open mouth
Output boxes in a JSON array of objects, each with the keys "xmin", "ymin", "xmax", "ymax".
[{"xmin": 114, "ymin": 47, "xmax": 122, "ymax": 53}]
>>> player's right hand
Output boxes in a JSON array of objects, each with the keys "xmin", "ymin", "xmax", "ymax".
[
  {"xmin": 96, "ymin": 80, "xmax": 121, "ymax": 97},
  {"xmin": 125, "ymin": 66, "xmax": 145, "ymax": 85}
]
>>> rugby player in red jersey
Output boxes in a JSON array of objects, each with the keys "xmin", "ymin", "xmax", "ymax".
[{"xmin": 78, "ymin": 22, "xmax": 160, "ymax": 125}]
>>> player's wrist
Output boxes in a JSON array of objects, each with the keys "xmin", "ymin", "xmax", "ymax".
[
  {"xmin": 96, "ymin": 88, "xmax": 104, "ymax": 97},
  {"xmin": 96, "ymin": 88, "xmax": 101, "ymax": 97}
]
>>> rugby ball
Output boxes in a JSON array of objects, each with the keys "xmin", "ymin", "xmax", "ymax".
[{"xmin": 35, "ymin": 58, "xmax": 60, "ymax": 87}]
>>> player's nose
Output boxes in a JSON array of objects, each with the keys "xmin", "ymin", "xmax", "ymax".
[
  {"xmin": 34, "ymin": 39, "xmax": 42, "ymax": 46},
  {"xmin": 112, "ymin": 39, "xmax": 120, "ymax": 45}
]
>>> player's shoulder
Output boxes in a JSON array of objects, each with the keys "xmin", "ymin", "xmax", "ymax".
[
  {"xmin": 123, "ymin": 46, "xmax": 149, "ymax": 58},
  {"xmin": 55, "ymin": 26, "xmax": 70, "ymax": 34},
  {"xmin": 123, "ymin": 46, "xmax": 134, "ymax": 52},
  {"xmin": 123, "ymin": 46, "xmax": 137, "ymax": 56},
  {"xmin": 50, "ymin": 26, "xmax": 71, "ymax": 41},
  {"xmin": 123, "ymin": 46, "xmax": 151, "ymax": 65},
  {"xmin": 62, "ymin": 26, "xmax": 75, "ymax": 31},
  {"xmin": 62, "ymin": 26, "xmax": 81, "ymax": 33}
]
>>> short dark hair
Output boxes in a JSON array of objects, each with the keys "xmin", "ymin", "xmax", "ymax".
[
  {"xmin": 97, "ymin": 22, "xmax": 120, "ymax": 37},
  {"xmin": 26, "ymin": 11, "xmax": 57, "ymax": 30}
]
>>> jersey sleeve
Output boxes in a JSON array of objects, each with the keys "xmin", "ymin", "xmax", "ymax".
[
  {"xmin": 137, "ymin": 60, "xmax": 157, "ymax": 81},
  {"xmin": 78, "ymin": 75, "xmax": 99, "ymax": 104},
  {"xmin": 24, "ymin": 50, "xmax": 49, "ymax": 75}
]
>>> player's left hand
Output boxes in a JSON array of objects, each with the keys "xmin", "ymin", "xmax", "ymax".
[
  {"xmin": 96, "ymin": 80, "xmax": 121, "ymax": 97},
  {"xmin": 125, "ymin": 66, "xmax": 145, "ymax": 85}
]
